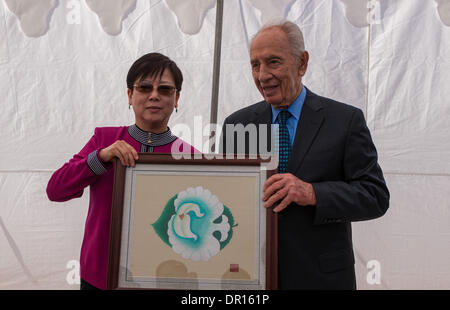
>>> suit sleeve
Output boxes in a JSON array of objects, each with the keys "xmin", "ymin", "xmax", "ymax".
[
  {"xmin": 312, "ymin": 109, "xmax": 389, "ymax": 224},
  {"xmin": 46, "ymin": 128, "xmax": 112, "ymax": 202}
]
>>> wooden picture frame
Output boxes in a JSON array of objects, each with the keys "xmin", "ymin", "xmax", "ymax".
[{"xmin": 107, "ymin": 153, "xmax": 277, "ymax": 290}]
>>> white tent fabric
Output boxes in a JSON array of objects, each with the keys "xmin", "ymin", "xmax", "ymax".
[{"xmin": 0, "ymin": 0, "xmax": 449, "ymax": 290}]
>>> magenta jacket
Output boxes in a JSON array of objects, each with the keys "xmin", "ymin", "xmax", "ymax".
[{"xmin": 46, "ymin": 125, "xmax": 197, "ymax": 289}]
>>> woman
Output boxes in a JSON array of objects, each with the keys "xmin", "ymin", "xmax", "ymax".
[{"xmin": 46, "ymin": 53, "xmax": 196, "ymax": 290}]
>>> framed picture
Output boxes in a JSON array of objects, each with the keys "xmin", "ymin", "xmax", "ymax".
[{"xmin": 107, "ymin": 153, "xmax": 277, "ymax": 290}]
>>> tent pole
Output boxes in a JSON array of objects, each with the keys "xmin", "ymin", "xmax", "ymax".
[{"xmin": 209, "ymin": 0, "xmax": 224, "ymax": 152}]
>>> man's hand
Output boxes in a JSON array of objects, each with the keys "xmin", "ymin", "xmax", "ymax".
[
  {"xmin": 99, "ymin": 140, "xmax": 138, "ymax": 167},
  {"xmin": 263, "ymin": 173, "xmax": 317, "ymax": 213}
]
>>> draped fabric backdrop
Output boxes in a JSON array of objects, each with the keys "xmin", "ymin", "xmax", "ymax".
[{"xmin": 0, "ymin": 0, "xmax": 449, "ymax": 289}]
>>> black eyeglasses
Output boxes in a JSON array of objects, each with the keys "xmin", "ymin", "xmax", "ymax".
[{"xmin": 133, "ymin": 83, "xmax": 177, "ymax": 96}]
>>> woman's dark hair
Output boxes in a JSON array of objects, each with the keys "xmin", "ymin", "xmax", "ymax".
[{"xmin": 126, "ymin": 53, "xmax": 183, "ymax": 93}]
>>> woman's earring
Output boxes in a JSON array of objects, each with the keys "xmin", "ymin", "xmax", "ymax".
[
  {"xmin": 176, "ymin": 107, "xmax": 178, "ymax": 113},
  {"xmin": 129, "ymin": 104, "xmax": 131, "ymax": 110}
]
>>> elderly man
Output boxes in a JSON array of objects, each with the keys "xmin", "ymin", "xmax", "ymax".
[{"xmin": 221, "ymin": 20, "xmax": 389, "ymax": 289}]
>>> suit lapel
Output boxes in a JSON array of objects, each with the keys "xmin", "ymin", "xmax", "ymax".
[
  {"xmin": 253, "ymin": 101, "xmax": 273, "ymax": 156},
  {"xmin": 287, "ymin": 90, "xmax": 325, "ymax": 173},
  {"xmin": 253, "ymin": 100, "xmax": 272, "ymax": 125}
]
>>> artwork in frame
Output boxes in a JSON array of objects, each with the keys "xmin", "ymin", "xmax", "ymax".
[{"xmin": 107, "ymin": 153, "xmax": 277, "ymax": 290}]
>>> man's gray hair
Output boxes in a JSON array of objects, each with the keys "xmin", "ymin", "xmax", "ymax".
[{"xmin": 252, "ymin": 19, "xmax": 305, "ymax": 59}]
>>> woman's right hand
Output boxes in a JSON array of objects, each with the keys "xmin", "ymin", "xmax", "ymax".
[{"xmin": 98, "ymin": 140, "xmax": 139, "ymax": 167}]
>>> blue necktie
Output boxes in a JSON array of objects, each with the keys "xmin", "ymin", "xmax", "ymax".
[{"xmin": 277, "ymin": 110, "xmax": 292, "ymax": 173}]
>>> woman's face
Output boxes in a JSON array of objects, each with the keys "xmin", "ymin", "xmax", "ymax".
[{"xmin": 128, "ymin": 68, "xmax": 180, "ymax": 133}]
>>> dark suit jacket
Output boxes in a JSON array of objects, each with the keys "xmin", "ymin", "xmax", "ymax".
[{"xmin": 221, "ymin": 88, "xmax": 389, "ymax": 289}]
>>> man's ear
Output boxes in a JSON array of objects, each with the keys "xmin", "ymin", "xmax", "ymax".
[{"xmin": 299, "ymin": 51, "xmax": 309, "ymax": 77}]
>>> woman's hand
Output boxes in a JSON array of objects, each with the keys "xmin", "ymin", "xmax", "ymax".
[{"xmin": 98, "ymin": 140, "xmax": 139, "ymax": 167}]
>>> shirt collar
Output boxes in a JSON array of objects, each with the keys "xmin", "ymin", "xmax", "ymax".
[
  {"xmin": 271, "ymin": 85, "xmax": 307, "ymax": 123},
  {"xmin": 128, "ymin": 124, "xmax": 177, "ymax": 147}
]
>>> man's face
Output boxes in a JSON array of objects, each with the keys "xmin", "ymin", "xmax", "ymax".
[{"xmin": 250, "ymin": 27, "xmax": 308, "ymax": 109}]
